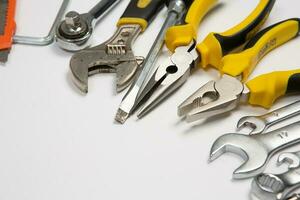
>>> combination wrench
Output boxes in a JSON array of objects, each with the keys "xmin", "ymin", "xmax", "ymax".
[
  {"xmin": 237, "ymin": 101, "xmax": 300, "ymax": 135},
  {"xmin": 251, "ymin": 151, "xmax": 300, "ymax": 200},
  {"xmin": 209, "ymin": 119, "xmax": 300, "ymax": 179}
]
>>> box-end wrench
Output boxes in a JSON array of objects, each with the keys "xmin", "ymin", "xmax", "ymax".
[
  {"xmin": 209, "ymin": 122, "xmax": 300, "ymax": 179},
  {"xmin": 56, "ymin": 0, "xmax": 121, "ymax": 51},
  {"xmin": 251, "ymin": 151, "xmax": 300, "ymax": 200},
  {"xmin": 237, "ymin": 101, "xmax": 300, "ymax": 135}
]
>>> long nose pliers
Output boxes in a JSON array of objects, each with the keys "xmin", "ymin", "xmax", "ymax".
[{"xmin": 134, "ymin": 0, "xmax": 276, "ymax": 118}]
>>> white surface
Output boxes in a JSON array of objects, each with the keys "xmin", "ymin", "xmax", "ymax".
[{"xmin": 1, "ymin": 0, "xmax": 300, "ymax": 199}]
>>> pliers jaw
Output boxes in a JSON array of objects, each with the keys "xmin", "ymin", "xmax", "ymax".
[
  {"xmin": 135, "ymin": 41, "xmax": 199, "ymax": 118},
  {"xmin": 178, "ymin": 75, "xmax": 249, "ymax": 122}
]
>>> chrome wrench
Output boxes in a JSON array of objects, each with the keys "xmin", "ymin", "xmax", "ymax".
[
  {"xmin": 251, "ymin": 151, "xmax": 300, "ymax": 200},
  {"xmin": 237, "ymin": 101, "xmax": 300, "ymax": 135},
  {"xmin": 209, "ymin": 121, "xmax": 300, "ymax": 179},
  {"xmin": 56, "ymin": 0, "xmax": 121, "ymax": 51}
]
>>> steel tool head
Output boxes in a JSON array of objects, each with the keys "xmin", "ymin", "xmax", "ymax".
[
  {"xmin": 278, "ymin": 152, "xmax": 300, "ymax": 169},
  {"xmin": 209, "ymin": 133, "xmax": 269, "ymax": 179},
  {"xmin": 70, "ymin": 44, "xmax": 140, "ymax": 93},
  {"xmin": 251, "ymin": 152, "xmax": 300, "ymax": 200},
  {"xmin": 237, "ymin": 116, "xmax": 268, "ymax": 135},
  {"xmin": 56, "ymin": 12, "xmax": 93, "ymax": 51},
  {"xmin": 136, "ymin": 41, "xmax": 199, "ymax": 118},
  {"xmin": 178, "ymin": 75, "xmax": 245, "ymax": 122}
]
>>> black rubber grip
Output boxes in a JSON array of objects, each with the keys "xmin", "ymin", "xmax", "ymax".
[
  {"xmin": 121, "ymin": 0, "xmax": 166, "ymax": 24},
  {"xmin": 244, "ymin": 18, "xmax": 300, "ymax": 50},
  {"xmin": 214, "ymin": 0, "xmax": 276, "ymax": 55},
  {"xmin": 287, "ymin": 73, "xmax": 300, "ymax": 94}
]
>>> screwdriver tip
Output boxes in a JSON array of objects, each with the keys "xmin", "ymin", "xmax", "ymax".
[{"xmin": 115, "ymin": 109, "xmax": 129, "ymax": 124}]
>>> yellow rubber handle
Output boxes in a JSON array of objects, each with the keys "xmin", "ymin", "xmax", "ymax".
[
  {"xmin": 246, "ymin": 69, "xmax": 300, "ymax": 108},
  {"xmin": 222, "ymin": 19, "xmax": 300, "ymax": 81},
  {"xmin": 165, "ymin": 0, "xmax": 218, "ymax": 52},
  {"xmin": 197, "ymin": 0, "xmax": 275, "ymax": 70}
]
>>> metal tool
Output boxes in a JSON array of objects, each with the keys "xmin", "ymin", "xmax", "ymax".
[
  {"xmin": 0, "ymin": 0, "xmax": 70, "ymax": 63},
  {"xmin": 70, "ymin": 0, "xmax": 166, "ymax": 93},
  {"xmin": 135, "ymin": 0, "xmax": 275, "ymax": 119},
  {"xmin": 209, "ymin": 121, "xmax": 300, "ymax": 179},
  {"xmin": 237, "ymin": 101, "xmax": 300, "ymax": 135},
  {"xmin": 115, "ymin": 0, "xmax": 192, "ymax": 124},
  {"xmin": 56, "ymin": 0, "xmax": 121, "ymax": 51},
  {"xmin": 178, "ymin": 18, "xmax": 300, "ymax": 123},
  {"xmin": 251, "ymin": 151, "xmax": 300, "ymax": 200}
]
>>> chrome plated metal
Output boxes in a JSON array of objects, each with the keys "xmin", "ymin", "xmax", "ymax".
[
  {"xmin": 251, "ymin": 151, "xmax": 300, "ymax": 200},
  {"xmin": 56, "ymin": 0, "xmax": 120, "ymax": 51},
  {"xmin": 178, "ymin": 74, "xmax": 250, "ymax": 122},
  {"xmin": 70, "ymin": 24, "xmax": 142, "ymax": 93},
  {"xmin": 209, "ymin": 122, "xmax": 300, "ymax": 179},
  {"xmin": 237, "ymin": 101, "xmax": 300, "ymax": 135},
  {"xmin": 115, "ymin": 0, "xmax": 187, "ymax": 124}
]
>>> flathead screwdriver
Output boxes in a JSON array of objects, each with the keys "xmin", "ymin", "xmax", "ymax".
[{"xmin": 115, "ymin": 0, "xmax": 189, "ymax": 124}]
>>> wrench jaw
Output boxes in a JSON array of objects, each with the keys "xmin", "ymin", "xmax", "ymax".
[
  {"xmin": 251, "ymin": 152, "xmax": 300, "ymax": 200},
  {"xmin": 237, "ymin": 116, "xmax": 268, "ymax": 135},
  {"xmin": 209, "ymin": 133, "xmax": 269, "ymax": 179},
  {"xmin": 70, "ymin": 45, "xmax": 140, "ymax": 93},
  {"xmin": 278, "ymin": 152, "xmax": 300, "ymax": 169}
]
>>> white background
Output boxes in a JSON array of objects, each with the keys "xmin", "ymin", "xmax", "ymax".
[{"xmin": 1, "ymin": 0, "xmax": 300, "ymax": 199}]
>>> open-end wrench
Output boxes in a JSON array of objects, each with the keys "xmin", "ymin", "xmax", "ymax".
[
  {"xmin": 70, "ymin": 0, "xmax": 166, "ymax": 93},
  {"xmin": 251, "ymin": 151, "xmax": 300, "ymax": 200},
  {"xmin": 56, "ymin": 0, "xmax": 121, "ymax": 51},
  {"xmin": 209, "ymin": 122, "xmax": 300, "ymax": 179},
  {"xmin": 237, "ymin": 101, "xmax": 300, "ymax": 135}
]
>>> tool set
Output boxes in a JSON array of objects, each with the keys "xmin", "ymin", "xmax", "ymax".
[{"xmin": 1, "ymin": 0, "xmax": 300, "ymax": 197}]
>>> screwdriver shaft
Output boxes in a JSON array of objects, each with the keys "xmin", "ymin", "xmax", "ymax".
[{"xmin": 116, "ymin": 0, "xmax": 187, "ymax": 124}]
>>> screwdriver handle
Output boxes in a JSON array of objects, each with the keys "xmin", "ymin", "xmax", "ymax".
[
  {"xmin": 0, "ymin": 0, "xmax": 16, "ymax": 50},
  {"xmin": 117, "ymin": 0, "xmax": 166, "ymax": 32},
  {"xmin": 246, "ymin": 69, "xmax": 300, "ymax": 108},
  {"xmin": 165, "ymin": 0, "xmax": 218, "ymax": 52},
  {"xmin": 222, "ymin": 18, "xmax": 300, "ymax": 81},
  {"xmin": 197, "ymin": 0, "xmax": 275, "ymax": 70}
]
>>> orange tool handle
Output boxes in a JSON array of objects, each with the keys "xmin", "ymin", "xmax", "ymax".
[{"xmin": 0, "ymin": 0, "xmax": 16, "ymax": 50}]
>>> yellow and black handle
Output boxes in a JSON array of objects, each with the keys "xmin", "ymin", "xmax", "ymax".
[
  {"xmin": 197, "ymin": 0, "xmax": 276, "ymax": 70},
  {"xmin": 117, "ymin": 0, "xmax": 166, "ymax": 32},
  {"xmin": 246, "ymin": 69, "xmax": 300, "ymax": 108},
  {"xmin": 165, "ymin": 0, "xmax": 218, "ymax": 51},
  {"xmin": 221, "ymin": 18, "xmax": 300, "ymax": 81}
]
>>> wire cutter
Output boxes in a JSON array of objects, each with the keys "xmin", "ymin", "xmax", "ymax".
[
  {"xmin": 135, "ymin": 0, "xmax": 276, "ymax": 118},
  {"xmin": 178, "ymin": 18, "xmax": 300, "ymax": 122}
]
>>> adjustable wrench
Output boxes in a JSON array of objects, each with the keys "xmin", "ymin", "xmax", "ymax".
[
  {"xmin": 251, "ymin": 151, "xmax": 300, "ymax": 200},
  {"xmin": 56, "ymin": 0, "xmax": 121, "ymax": 51},
  {"xmin": 209, "ymin": 121, "xmax": 300, "ymax": 179},
  {"xmin": 70, "ymin": 0, "xmax": 166, "ymax": 93},
  {"xmin": 237, "ymin": 101, "xmax": 300, "ymax": 135}
]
